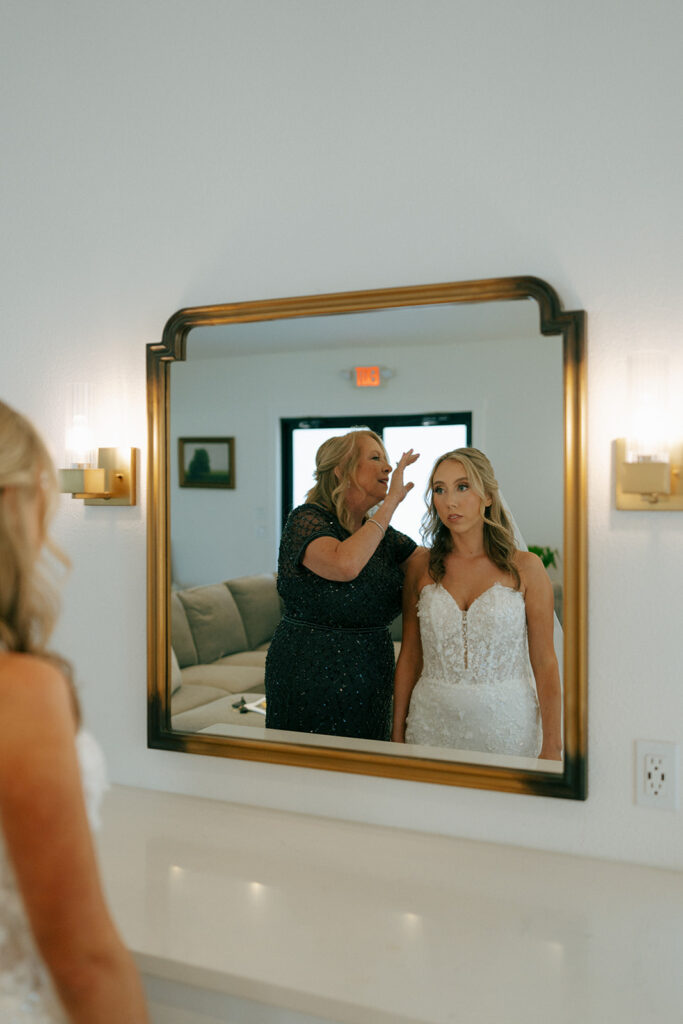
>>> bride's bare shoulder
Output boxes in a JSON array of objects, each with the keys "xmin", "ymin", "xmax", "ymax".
[
  {"xmin": 0, "ymin": 653, "xmax": 68, "ymax": 703},
  {"xmin": 515, "ymin": 549, "xmax": 545, "ymax": 576},
  {"xmin": 515, "ymin": 550, "xmax": 554, "ymax": 600},
  {"xmin": 404, "ymin": 545, "xmax": 430, "ymax": 579},
  {"xmin": 0, "ymin": 656, "xmax": 75, "ymax": 782}
]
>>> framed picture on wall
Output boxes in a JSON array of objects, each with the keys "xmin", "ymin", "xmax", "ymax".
[{"xmin": 178, "ymin": 437, "xmax": 235, "ymax": 489}]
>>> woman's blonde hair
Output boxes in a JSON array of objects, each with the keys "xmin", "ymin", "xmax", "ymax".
[
  {"xmin": 0, "ymin": 400, "xmax": 77, "ymax": 713},
  {"xmin": 305, "ymin": 429, "xmax": 388, "ymax": 533},
  {"xmin": 421, "ymin": 447, "xmax": 520, "ymax": 588}
]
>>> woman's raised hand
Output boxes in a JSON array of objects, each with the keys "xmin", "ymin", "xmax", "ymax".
[{"xmin": 386, "ymin": 449, "xmax": 419, "ymax": 506}]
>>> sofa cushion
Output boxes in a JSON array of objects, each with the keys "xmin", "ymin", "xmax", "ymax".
[
  {"xmin": 177, "ymin": 583, "xmax": 249, "ymax": 663},
  {"xmin": 225, "ymin": 573, "xmax": 283, "ymax": 650},
  {"xmin": 213, "ymin": 650, "xmax": 268, "ymax": 669},
  {"xmin": 179, "ymin": 662, "xmax": 266, "ymax": 695},
  {"xmin": 171, "ymin": 592, "xmax": 198, "ymax": 667},
  {"xmin": 171, "ymin": 683, "xmax": 228, "ymax": 715}
]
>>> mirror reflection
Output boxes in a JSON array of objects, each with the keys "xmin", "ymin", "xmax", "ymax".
[
  {"xmin": 394, "ymin": 447, "xmax": 562, "ymax": 761},
  {"xmin": 168, "ymin": 298, "xmax": 564, "ymax": 771}
]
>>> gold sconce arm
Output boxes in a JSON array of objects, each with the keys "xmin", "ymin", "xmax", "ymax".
[
  {"xmin": 58, "ymin": 448, "xmax": 137, "ymax": 506},
  {"xmin": 615, "ymin": 439, "xmax": 683, "ymax": 510}
]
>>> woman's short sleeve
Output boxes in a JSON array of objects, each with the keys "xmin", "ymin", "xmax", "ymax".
[
  {"xmin": 385, "ymin": 526, "xmax": 418, "ymax": 566},
  {"xmin": 283, "ymin": 504, "xmax": 343, "ymax": 567}
]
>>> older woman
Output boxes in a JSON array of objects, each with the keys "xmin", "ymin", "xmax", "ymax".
[
  {"xmin": 0, "ymin": 400, "xmax": 148, "ymax": 1023},
  {"xmin": 265, "ymin": 429, "xmax": 420, "ymax": 741}
]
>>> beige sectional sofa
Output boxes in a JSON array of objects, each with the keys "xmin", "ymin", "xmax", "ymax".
[{"xmin": 171, "ymin": 573, "xmax": 283, "ymax": 732}]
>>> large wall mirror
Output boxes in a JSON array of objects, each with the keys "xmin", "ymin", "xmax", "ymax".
[{"xmin": 147, "ymin": 277, "xmax": 587, "ymax": 799}]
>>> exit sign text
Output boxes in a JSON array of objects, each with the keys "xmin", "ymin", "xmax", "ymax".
[{"xmin": 355, "ymin": 366, "xmax": 381, "ymax": 387}]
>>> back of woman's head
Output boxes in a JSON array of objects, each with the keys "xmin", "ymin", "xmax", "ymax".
[
  {"xmin": 0, "ymin": 400, "xmax": 62, "ymax": 653},
  {"xmin": 305, "ymin": 428, "xmax": 386, "ymax": 532}
]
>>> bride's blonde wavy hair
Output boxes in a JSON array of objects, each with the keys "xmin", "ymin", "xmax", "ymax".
[{"xmin": 0, "ymin": 400, "xmax": 78, "ymax": 718}]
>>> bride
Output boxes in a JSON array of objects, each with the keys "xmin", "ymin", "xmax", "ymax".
[
  {"xmin": 0, "ymin": 400, "xmax": 148, "ymax": 1022},
  {"xmin": 392, "ymin": 448, "xmax": 562, "ymax": 760}
]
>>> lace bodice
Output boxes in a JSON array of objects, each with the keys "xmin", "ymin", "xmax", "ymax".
[
  {"xmin": 406, "ymin": 583, "xmax": 541, "ymax": 756},
  {"xmin": 0, "ymin": 730, "xmax": 107, "ymax": 1022},
  {"xmin": 418, "ymin": 582, "xmax": 532, "ymax": 685}
]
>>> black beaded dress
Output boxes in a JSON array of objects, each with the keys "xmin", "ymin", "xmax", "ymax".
[{"xmin": 265, "ymin": 504, "xmax": 417, "ymax": 740}]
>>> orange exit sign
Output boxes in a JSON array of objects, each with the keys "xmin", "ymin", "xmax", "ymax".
[{"xmin": 355, "ymin": 366, "xmax": 381, "ymax": 387}]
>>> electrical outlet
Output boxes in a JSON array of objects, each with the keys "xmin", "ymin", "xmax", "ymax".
[{"xmin": 635, "ymin": 740, "xmax": 679, "ymax": 810}]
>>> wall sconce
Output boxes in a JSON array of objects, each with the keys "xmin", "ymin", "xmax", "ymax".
[
  {"xmin": 58, "ymin": 384, "xmax": 137, "ymax": 505},
  {"xmin": 615, "ymin": 351, "xmax": 683, "ymax": 510},
  {"xmin": 58, "ymin": 448, "xmax": 137, "ymax": 506}
]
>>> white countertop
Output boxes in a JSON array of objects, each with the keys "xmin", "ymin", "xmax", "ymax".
[{"xmin": 98, "ymin": 785, "xmax": 683, "ymax": 1024}]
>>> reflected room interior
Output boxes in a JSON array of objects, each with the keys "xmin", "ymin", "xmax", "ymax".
[{"xmin": 148, "ymin": 278, "xmax": 586, "ymax": 799}]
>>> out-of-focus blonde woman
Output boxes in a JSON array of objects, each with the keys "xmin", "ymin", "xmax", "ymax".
[{"xmin": 0, "ymin": 399, "xmax": 148, "ymax": 1023}]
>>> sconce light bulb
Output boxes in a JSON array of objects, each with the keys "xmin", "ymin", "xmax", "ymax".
[
  {"xmin": 627, "ymin": 350, "xmax": 671, "ymax": 463},
  {"xmin": 66, "ymin": 414, "xmax": 94, "ymax": 467}
]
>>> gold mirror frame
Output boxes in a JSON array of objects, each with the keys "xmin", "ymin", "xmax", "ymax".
[{"xmin": 147, "ymin": 276, "xmax": 587, "ymax": 799}]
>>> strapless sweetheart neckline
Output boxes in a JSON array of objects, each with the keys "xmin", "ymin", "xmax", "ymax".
[{"xmin": 420, "ymin": 580, "xmax": 521, "ymax": 614}]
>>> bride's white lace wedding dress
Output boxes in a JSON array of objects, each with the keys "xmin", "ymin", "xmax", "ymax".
[
  {"xmin": 405, "ymin": 582, "xmax": 542, "ymax": 756},
  {"xmin": 0, "ymin": 731, "xmax": 107, "ymax": 1022}
]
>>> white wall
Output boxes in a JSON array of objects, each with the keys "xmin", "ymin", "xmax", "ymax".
[
  {"xmin": 2, "ymin": 0, "xmax": 683, "ymax": 870},
  {"xmin": 170, "ymin": 334, "xmax": 563, "ymax": 585}
]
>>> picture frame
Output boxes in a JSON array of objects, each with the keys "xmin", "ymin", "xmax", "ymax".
[{"xmin": 178, "ymin": 436, "xmax": 235, "ymax": 489}]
